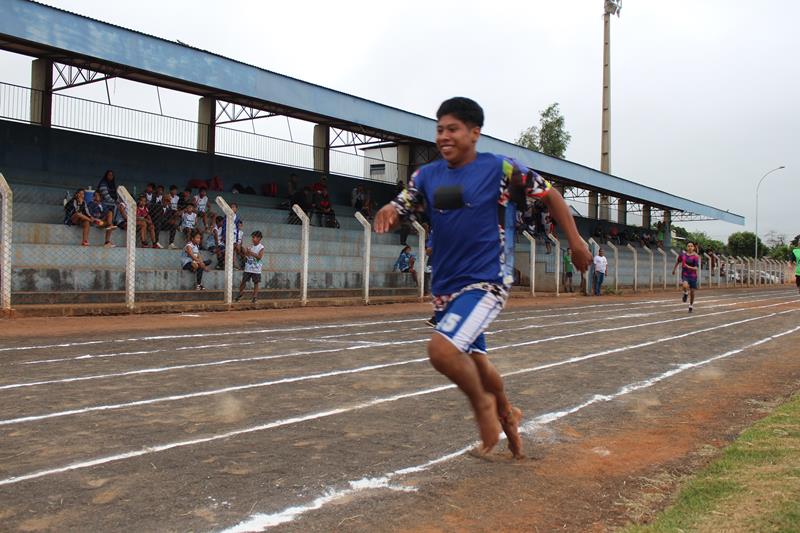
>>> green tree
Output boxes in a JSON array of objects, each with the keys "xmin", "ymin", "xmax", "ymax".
[
  {"xmin": 686, "ymin": 231, "xmax": 726, "ymax": 254},
  {"xmin": 727, "ymin": 231, "xmax": 767, "ymax": 257},
  {"xmin": 769, "ymin": 244, "xmax": 790, "ymax": 260},
  {"xmin": 515, "ymin": 103, "xmax": 572, "ymax": 159}
]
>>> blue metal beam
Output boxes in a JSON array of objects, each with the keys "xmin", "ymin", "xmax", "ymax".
[{"xmin": 0, "ymin": 0, "xmax": 744, "ymax": 225}]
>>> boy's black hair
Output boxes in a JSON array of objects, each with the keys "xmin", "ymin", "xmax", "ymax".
[
  {"xmin": 184, "ymin": 187, "xmax": 192, "ymax": 193},
  {"xmin": 147, "ymin": 182, "xmax": 156, "ymax": 189},
  {"xmin": 199, "ymin": 186, "xmax": 207, "ymax": 192},
  {"xmin": 190, "ymin": 229, "xmax": 202, "ymax": 239},
  {"xmin": 169, "ymin": 184, "xmax": 178, "ymax": 191},
  {"xmin": 436, "ymin": 97, "xmax": 484, "ymax": 128},
  {"xmin": 156, "ymin": 184, "xmax": 164, "ymax": 191},
  {"xmin": 215, "ymin": 215, "xmax": 224, "ymax": 223},
  {"xmin": 251, "ymin": 230, "xmax": 263, "ymax": 238}
]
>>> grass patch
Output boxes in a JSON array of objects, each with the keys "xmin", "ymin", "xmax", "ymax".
[{"xmin": 627, "ymin": 392, "xmax": 800, "ymax": 532}]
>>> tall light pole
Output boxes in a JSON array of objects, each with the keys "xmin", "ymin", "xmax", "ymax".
[
  {"xmin": 755, "ymin": 165, "xmax": 785, "ymax": 260},
  {"xmin": 601, "ymin": 0, "xmax": 621, "ymax": 174}
]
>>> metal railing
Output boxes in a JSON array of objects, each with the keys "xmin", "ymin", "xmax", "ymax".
[{"xmin": 0, "ymin": 81, "xmax": 409, "ymax": 184}]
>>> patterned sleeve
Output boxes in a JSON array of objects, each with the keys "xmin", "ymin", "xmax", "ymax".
[
  {"xmin": 390, "ymin": 168, "xmax": 426, "ymax": 220},
  {"xmin": 500, "ymin": 157, "xmax": 551, "ymax": 208}
]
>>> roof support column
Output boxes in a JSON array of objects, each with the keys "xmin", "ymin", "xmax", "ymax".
[
  {"xmin": 30, "ymin": 58, "xmax": 53, "ymax": 127},
  {"xmin": 663, "ymin": 209, "xmax": 672, "ymax": 247},
  {"xmin": 313, "ymin": 124, "xmax": 330, "ymax": 174},
  {"xmin": 588, "ymin": 191, "xmax": 599, "ymax": 219},
  {"xmin": 599, "ymin": 194, "xmax": 610, "ymax": 221},
  {"xmin": 617, "ymin": 198, "xmax": 627, "ymax": 225},
  {"xmin": 642, "ymin": 204, "xmax": 652, "ymax": 228},
  {"xmin": 197, "ymin": 96, "xmax": 216, "ymax": 154},
  {"xmin": 396, "ymin": 144, "xmax": 410, "ymax": 183}
]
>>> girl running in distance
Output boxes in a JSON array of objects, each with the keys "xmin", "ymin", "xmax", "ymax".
[{"xmin": 672, "ymin": 241, "xmax": 700, "ymax": 312}]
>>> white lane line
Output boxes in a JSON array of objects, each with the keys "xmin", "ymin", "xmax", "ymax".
[
  {"xmin": 0, "ymin": 297, "xmax": 794, "ymax": 401},
  {"xmin": 0, "ymin": 289, "xmax": 787, "ymax": 354},
  {"xmin": 0, "ymin": 308, "xmax": 796, "ymax": 485},
  {"xmin": 221, "ymin": 322, "xmax": 800, "ymax": 532},
  {"xmin": 0, "ymin": 296, "xmax": 792, "ymax": 393}
]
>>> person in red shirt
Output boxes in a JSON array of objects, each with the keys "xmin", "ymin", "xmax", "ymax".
[{"xmin": 135, "ymin": 195, "xmax": 158, "ymax": 248}]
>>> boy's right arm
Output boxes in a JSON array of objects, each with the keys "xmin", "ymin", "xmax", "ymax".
[
  {"xmin": 375, "ymin": 170, "xmax": 424, "ymax": 234},
  {"xmin": 542, "ymin": 188, "xmax": 591, "ymax": 271}
]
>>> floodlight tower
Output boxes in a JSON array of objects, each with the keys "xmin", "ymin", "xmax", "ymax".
[{"xmin": 601, "ymin": 0, "xmax": 621, "ymax": 174}]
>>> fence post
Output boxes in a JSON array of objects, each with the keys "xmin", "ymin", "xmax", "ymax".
[
  {"xmin": 703, "ymin": 252, "xmax": 711, "ymax": 289},
  {"xmin": 605, "ymin": 241, "xmax": 619, "ymax": 292},
  {"xmin": 626, "ymin": 243, "xmax": 638, "ymax": 292},
  {"xmin": 669, "ymin": 249, "xmax": 680, "ymax": 288},
  {"xmin": 523, "ymin": 231, "xmax": 536, "ymax": 296},
  {"xmin": 355, "ymin": 212, "xmax": 371, "ymax": 304},
  {"xmin": 117, "ymin": 186, "xmax": 136, "ymax": 310},
  {"xmin": 587, "ymin": 238, "xmax": 600, "ymax": 296},
  {"xmin": 656, "ymin": 248, "xmax": 667, "ymax": 290},
  {"xmin": 291, "ymin": 204, "xmax": 309, "ymax": 305},
  {"xmin": 0, "ymin": 172, "xmax": 12, "ymax": 311},
  {"xmin": 412, "ymin": 221, "xmax": 427, "ymax": 301},
  {"xmin": 548, "ymin": 233, "xmax": 560, "ymax": 296},
  {"xmin": 214, "ymin": 197, "xmax": 235, "ymax": 305},
  {"xmin": 642, "ymin": 246, "xmax": 654, "ymax": 291}
]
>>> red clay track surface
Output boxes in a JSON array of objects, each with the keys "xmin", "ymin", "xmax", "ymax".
[{"xmin": 0, "ymin": 287, "xmax": 798, "ymax": 532}]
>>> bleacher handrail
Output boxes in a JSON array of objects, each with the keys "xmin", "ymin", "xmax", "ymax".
[
  {"xmin": 291, "ymin": 204, "xmax": 310, "ymax": 305},
  {"xmin": 117, "ymin": 186, "xmax": 136, "ymax": 310},
  {"xmin": 355, "ymin": 212, "xmax": 371, "ymax": 304},
  {"xmin": 0, "ymin": 172, "xmax": 12, "ymax": 310},
  {"xmin": 215, "ymin": 196, "xmax": 236, "ymax": 305}
]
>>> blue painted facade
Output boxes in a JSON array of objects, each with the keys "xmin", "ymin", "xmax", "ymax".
[{"xmin": 0, "ymin": 0, "xmax": 744, "ymax": 225}]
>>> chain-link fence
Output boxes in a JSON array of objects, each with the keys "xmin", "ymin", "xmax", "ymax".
[{"xmin": 0, "ymin": 173, "xmax": 794, "ymax": 312}]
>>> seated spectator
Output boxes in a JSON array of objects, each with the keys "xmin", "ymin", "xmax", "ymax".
[
  {"xmin": 87, "ymin": 192, "xmax": 117, "ymax": 248},
  {"xmin": 361, "ymin": 188, "xmax": 374, "ymax": 220},
  {"xmin": 351, "ymin": 185, "xmax": 365, "ymax": 211},
  {"xmin": 609, "ymin": 225, "xmax": 620, "ymax": 244},
  {"xmin": 207, "ymin": 215, "xmax": 226, "ymax": 269},
  {"xmin": 64, "ymin": 188, "xmax": 103, "ymax": 246},
  {"xmin": 143, "ymin": 182, "xmax": 156, "ymax": 204},
  {"xmin": 96, "ymin": 169, "xmax": 118, "ymax": 213},
  {"xmin": 114, "ymin": 196, "xmax": 128, "ymax": 229},
  {"xmin": 233, "ymin": 219, "xmax": 245, "ymax": 269},
  {"xmin": 281, "ymin": 173, "xmax": 299, "ymax": 208},
  {"xmin": 136, "ymin": 195, "xmax": 159, "ymax": 248},
  {"xmin": 393, "ymin": 245, "xmax": 418, "ymax": 285},
  {"xmin": 194, "ymin": 187, "xmax": 211, "ymax": 232},
  {"xmin": 181, "ymin": 229, "xmax": 211, "ymax": 290},
  {"xmin": 180, "ymin": 203, "xmax": 198, "ymax": 243},
  {"xmin": 178, "ymin": 188, "xmax": 193, "ymax": 213},
  {"xmin": 152, "ymin": 194, "xmax": 178, "ymax": 249},
  {"xmin": 312, "ymin": 175, "xmax": 328, "ymax": 198},
  {"xmin": 315, "ymin": 190, "xmax": 339, "ymax": 228}
]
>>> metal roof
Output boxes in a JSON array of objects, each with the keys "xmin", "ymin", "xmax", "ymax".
[{"xmin": 0, "ymin": 0, "xmax": 744, "ymax": 224}]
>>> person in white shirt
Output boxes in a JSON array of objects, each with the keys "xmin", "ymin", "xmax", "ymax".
[
  {"xmin": 593, "ymin": 248, "xmax": 609, "ymax": 296},
  {"xmin": 181, "ymin": 204, "xmax": 198, "ymax": 243},
  {"xmin": 235, "ymin": 231, "xmax": 265, "ymax": 303},
  {"xmin": 194, "ymin": 187, "xmax": 211, "ymax": 233},
  {"xmin": 181, "ymin": 230, "xmax": 212, "ymax": 290}
]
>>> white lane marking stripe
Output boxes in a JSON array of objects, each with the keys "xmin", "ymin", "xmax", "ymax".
[
  {"xmin": 221, "ymin": 323, "xmax": 800, "ymax": 531},
  {"xmin": 0, "ymin": 308, "xmax": 796, "ymax": 485},
  {"xmin": 0, "ymin": 289, "xmax": 788, "ymax": 353},
  {"xmin": 0, "ymin": 296, "xmax": 793, "ymax": 392}
]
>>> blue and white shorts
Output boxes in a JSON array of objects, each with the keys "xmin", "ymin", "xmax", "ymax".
[{"xmin": 434, "ymin": 288, "xmax": 506, "ymax": 354}]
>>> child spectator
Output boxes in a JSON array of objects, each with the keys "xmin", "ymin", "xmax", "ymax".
[
  {"xmin": 221, "ymin": 202, "xmax": 243, "ymax": 246},
  {"xmin": 64, "ymin": 188, "xmax": 102, "ymax": 246},
  {"xmin": 233, "ymin": 219, "xmax": 245, "ymax": 268},
  {"xmin": 153, "ymin": 193, "xmax": 178, "ymax": 249},
  {"xmin": 235, "ymin": 230, "xmax": 265, "ymax": 303},
  {"xmin": 194, "ymin": 187, "xmax": 211, "ymax": 232},
  {"xmin": 136, "ymin": 195, "xmax": 159, "ymax": 248},
  {"xmin": 562, "ymin": 247, "xmax": 574, "ymax": 293},
  {"xmin": 393, "ymin": 245, "xmax": 418, "ymax": 285},
  {"xmin": 143, "ymin": 183, "xmax": 156, "ymax": 204},
  {"xmin": 207, "ymin": 215, "xmax": 225, "ymax": 269},
  {"xmin": 177, "ymin": 188, "xmax": 193, "ymax": 214},
  {"xmin": 180, "ymin": 203, "xmax": 198, "ymax": 243},
  {"xmin": 351, "ymin": 184, "xmax": 365, "ymax": 211},
  {"xmin": 96, "ymin": 170, "xmax": 118, "ymax": 212},
  {"xmin": 182, "ymin": 229, "xmax": 211, "ymax": 290},
  {"xmin": 87, "ymin": 192, "xmax": 117, "ymax": 247},
  {"xmin": 315, "ymin": 190, "xmax": 338, "ymax": 228},
  {"xmin": 168, "ymin": 185, "xmax": 180, "ymax": 211}
]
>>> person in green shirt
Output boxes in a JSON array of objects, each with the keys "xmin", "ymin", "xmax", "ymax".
[
  {"xmin": 792, "ymin": 237, "xmax": 800, "ymax": 294},
  {"xmin": 563, "ymin": 247, "xmax": 575, "ymax": 293}
]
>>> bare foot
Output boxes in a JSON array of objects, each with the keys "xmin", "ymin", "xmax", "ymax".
[
  {"xmin": 474, "ymin": 394, "xmax": 501, "ymax": 455},
  {"xmin": 500, "ymin": 406, "xmax": 525, "ymax": 459}
]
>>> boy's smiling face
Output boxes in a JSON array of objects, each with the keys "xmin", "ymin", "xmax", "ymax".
[{"xmin": 436, "ymin": 114, "xmax": 480, "ymax": 168}]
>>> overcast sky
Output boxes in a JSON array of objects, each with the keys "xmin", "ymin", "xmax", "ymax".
[{"xmin": 2, "ymin": 0, "xmax": 797, "ymax": 242}]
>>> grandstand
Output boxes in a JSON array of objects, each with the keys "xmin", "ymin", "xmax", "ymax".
[{"xmin": 0, "ymin": 0, "xmax": 751, "ymax": 312}]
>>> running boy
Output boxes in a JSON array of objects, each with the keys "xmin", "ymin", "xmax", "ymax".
[
  {"xmin": 672, "ymin": 241, "xmax": 700, "ymax": 312},
  {"xmin": 375, "ymin": 97, "xmax": 591, "ymax": 457},
  {"xmin": 791, "ymin": 236, "xmax": 800, "ymax": 294},
  {"xmin": 236, "ymin": 231, "xmax": 265, "ymax": 303}
]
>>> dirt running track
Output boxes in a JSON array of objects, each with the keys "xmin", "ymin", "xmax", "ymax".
[{"xmin": 0, "ymin": 287, "xmax": 798, "ymax": 532}]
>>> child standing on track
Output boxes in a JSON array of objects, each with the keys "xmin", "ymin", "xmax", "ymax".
[
  {"xmin": 791, "ymin": 237, "xmax": 800, "ymax": 294},
  {"xmin": 236, "ymin": 231, "xmax": 265, "ymax": 303},
  {"xmin": 375, "ymin": 97, "xmax": 591, "ymax": 458},
  {"xmin": 673, "ymin": 241, "xmax": 700, "ymax": 312}
]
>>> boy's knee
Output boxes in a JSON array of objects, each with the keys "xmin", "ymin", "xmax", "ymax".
[{"xmin": 427, "ymin": 334, "xmax": 459, "ymax": 369}]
